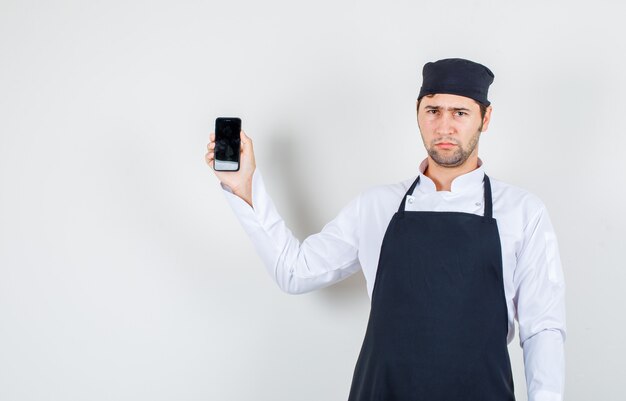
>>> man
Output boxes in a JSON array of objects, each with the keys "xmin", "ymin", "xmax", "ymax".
[{"xmin": 205, "ymin": 58, "xmax": 567, "ymax": 401}]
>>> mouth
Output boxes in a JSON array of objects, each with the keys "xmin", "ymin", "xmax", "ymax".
[{"xmin": 435, "ymin": 142, "xmax": 456, "ymax": 149}]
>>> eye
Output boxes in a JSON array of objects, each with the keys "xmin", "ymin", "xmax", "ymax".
[
  {"xmin": 426, "ymin": 109, "xmax": 438, "ymax": 114},
  {"xmin": 455, "ymin": 111, "xmax": 468, "ymax": 117}
]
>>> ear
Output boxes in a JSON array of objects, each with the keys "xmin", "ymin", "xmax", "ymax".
[{"xmin": 481, "ymin": 106, "xmax": 493, "ymax": 132}]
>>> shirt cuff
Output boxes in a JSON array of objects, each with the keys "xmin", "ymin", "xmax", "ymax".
[
  {"xmin": 524, "ymin": 329, "xmax": 565, "ymax": 401},
  {"xmin": 219, "ymin": 168, "xmax": 269, "ymax": 231}
]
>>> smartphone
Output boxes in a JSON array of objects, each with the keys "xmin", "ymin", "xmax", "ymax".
[{"xmin": 214, "ymin": 117, "xmax": 241, "ymax": 171}]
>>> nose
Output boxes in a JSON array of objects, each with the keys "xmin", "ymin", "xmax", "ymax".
[{"xmin": 435, "ymin": 112, "xmax": 456, "ymax": 136}]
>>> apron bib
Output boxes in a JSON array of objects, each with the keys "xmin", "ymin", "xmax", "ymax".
[{"xmin": 348, "ymin": 174, "xmax": 515, "ymax": 401}]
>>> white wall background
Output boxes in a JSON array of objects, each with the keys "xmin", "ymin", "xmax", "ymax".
[{"xmin": 1, "ymin": 0, "xmax": 624, "ymax": 400}]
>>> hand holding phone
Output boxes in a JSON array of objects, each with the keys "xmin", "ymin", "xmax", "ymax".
[{"xmin": 205, "ymin": 117, "xmax": 256, "ymax": 207}]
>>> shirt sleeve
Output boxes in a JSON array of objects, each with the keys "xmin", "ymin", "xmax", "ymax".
[
  {"xmin": 513, "ymin": 203, "xmax": 567, "ymax": 401},
  {"xmin": 219, "ymin": 168, "xmax": 362, "ymax": 294}
]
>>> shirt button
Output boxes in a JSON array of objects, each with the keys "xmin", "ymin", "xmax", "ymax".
[
  {"xmin": 475, "ymin": 202, "xmax": 481, "ymax": 206},
  {"xmin": 408, "ymin": 197, "xmax": 414, "ymax": 204}
]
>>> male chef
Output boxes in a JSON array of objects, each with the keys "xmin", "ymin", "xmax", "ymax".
[{"xmin": 205, "ymin": 58, "xmax": 567, "ymax": 401}]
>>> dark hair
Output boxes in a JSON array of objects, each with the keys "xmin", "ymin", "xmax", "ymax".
[{"xmin": 417, "ymin": 94, "xmax": 487, "ymax": 120}]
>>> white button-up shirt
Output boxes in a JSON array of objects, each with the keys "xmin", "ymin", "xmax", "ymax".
[{"xmin": 220, "ymin": 157, "xmax": 567, "ymax": 401}]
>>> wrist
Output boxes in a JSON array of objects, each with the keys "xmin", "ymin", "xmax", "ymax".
[{"xmin": 233, "ymin": 180, "xmax": 253, "ymax": 207}]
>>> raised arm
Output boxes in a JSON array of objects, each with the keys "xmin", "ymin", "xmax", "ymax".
[{"xmin": 206, "ymin": 130, "xmax": 362, "ymax": 294}]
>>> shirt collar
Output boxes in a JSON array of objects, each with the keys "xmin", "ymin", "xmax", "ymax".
[{"xmin": 417, "ymin": 157, "xmax": 485, "ymax": 194}]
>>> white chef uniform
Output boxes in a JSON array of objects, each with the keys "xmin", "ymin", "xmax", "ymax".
[{"xmin": 219, "ymin": 157, "xmax": 567, "ymax": 401}]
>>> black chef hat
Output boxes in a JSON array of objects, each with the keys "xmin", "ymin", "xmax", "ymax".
[{"xmin": 417, "ymin": 58, "xmax": 495, "ymax": 107}]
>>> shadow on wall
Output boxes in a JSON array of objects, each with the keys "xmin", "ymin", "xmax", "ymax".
[{"xmin": 265, "ymin": 129, "xmax": 369, "ymax": 309}]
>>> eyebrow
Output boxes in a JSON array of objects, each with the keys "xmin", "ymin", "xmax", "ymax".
[{"xmin": 424, "ymin": 105, "xmax": 471, "ymax": 112}]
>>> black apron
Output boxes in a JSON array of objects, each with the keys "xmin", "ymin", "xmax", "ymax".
[{"xmin": 348, "ymin": 174, "xmax": 515, "ymax": 401}]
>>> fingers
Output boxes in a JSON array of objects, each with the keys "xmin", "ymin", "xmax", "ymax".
[
  {"xmin": 207, "ymin": 131, "xmax": 215, "ymax": 152},
  {"xmin": 205, "ymin": 151, "xmax": 214, "ymax": 168},
  {"xmin": 205, "ymin": 134, "xmax": 214, "ymax": 166}
]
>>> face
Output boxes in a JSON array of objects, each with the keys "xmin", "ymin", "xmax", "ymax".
[{"xmin": 417, "ymin": 93, "xmax": 492, "ymax": 168}]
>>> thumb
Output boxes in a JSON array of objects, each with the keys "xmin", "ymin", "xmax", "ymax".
[{"xmin": 241, "ymin": 129, "xmax": 252, "ymax": 149}]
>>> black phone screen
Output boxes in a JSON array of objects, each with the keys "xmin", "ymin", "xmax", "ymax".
[{"xmin": 215, "ymin": 117, "xmax": 241, "ymax": 171}]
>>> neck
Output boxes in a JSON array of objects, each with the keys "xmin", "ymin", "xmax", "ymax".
[{"xmin": 423, "ymin": 155, "xmax": 479, "ymax": 191}]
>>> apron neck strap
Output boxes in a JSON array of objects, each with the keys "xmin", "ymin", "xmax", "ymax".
[
  {"xmin": 398, "ymin": 175, "xmax": 421, "ymax": 214},
  {"xmin": 398, "ymin": 173, "xmax": 494, "ymax": 219},
  {"xmin": 483, "ymin": 174, "xmax": 493, "ymax": 219}
]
